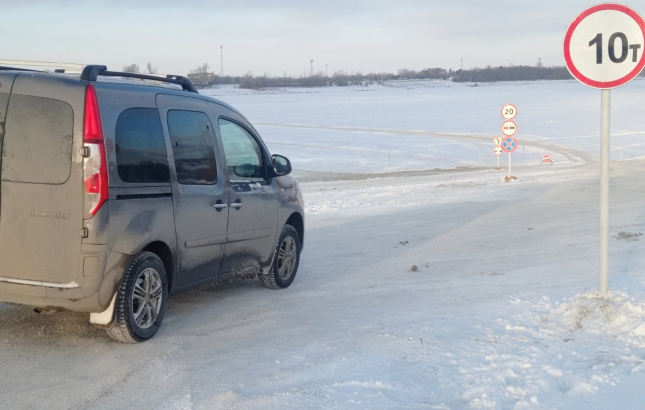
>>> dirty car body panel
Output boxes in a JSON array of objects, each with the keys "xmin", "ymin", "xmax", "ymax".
[{"xmin": 0, "ymin": 68, "xmax": 305, "ymax": 339}]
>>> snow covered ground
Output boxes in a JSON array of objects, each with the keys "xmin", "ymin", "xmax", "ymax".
[
  {"xmin": 3, "ymin": 81, "xmax": 645, "ymax": 409},
  {"xmin": 202, "ymin": 79, "xmax": 645, "ymax": 174}
]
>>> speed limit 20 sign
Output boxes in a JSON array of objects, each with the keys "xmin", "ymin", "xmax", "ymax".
[
  {"xmin": 501, "ymin": 104, "xmax": 517, "ymax": 120},
  {"xmin": 564, "ymin": 3, "xmax": 645, "ymax": 88}
]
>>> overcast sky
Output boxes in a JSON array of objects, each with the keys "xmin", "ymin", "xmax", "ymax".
[{"xmin": 2, "ymin": 0, "xmax": 645, "ymax": 76}]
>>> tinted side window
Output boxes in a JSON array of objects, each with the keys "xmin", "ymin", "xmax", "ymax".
[
  {"xmin": 2, "ymin": 94, "xmax": 73, "ymax": 184},
  {"xmin": 218, "ymin": 119, "xmax": 265, "ymax": 182},
  {"xmin": 115, "ymin": 108, "xmax": 170, "ymax": 183},
  {"xmin": 167, "ymin": 110, "xmax": 217, "ymax": 185}
]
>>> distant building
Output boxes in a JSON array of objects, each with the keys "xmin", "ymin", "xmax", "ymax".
[{"xmin": 187, "ymin": 72, "xmax": 215, "ymax": 87}]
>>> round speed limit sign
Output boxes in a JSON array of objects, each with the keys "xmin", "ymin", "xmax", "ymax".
[
  {"xmin": 564, "ymin": 3, "xmax": 645, "ymax": 89},
  {"xmin": 501, "ymin": 104, "xmax": 517, "ymax": 120}
]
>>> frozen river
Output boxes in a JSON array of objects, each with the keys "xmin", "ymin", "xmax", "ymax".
[{"xmin": 203, "ymin": 79, "xmax": 645, "ymax": 176}]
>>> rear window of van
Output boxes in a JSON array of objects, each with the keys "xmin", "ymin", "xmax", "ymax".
[
  {"xmin": 1, "ymin": 94, "xmax": 73, "ymax": 184},
  {"xmin": 115, "ymin": 108, "xmax": 170, "ymax": 184}
]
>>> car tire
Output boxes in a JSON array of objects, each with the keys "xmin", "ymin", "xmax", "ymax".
[
  {"xmin": 260, "ymin": 224, "xmax": 301, "ymax": 289},
  {"xmin": 106, "ymin": 251, "xmax": 168, "ymax": 343}
]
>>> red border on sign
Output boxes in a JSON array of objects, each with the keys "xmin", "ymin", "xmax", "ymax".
[
  {"xmin": 563, "ymin": 3, "xmax": 645, "ymax": 89},
  {"xmin": 501, "ymin": 104, "xmax": 518, "ymax": 120},
  {"xmin": 501, "ymin": 120, "xmax": 517, "ymax": 136},
  {"xmin": 502, "ymin": 136, "xmax": 518, "ymax": 153}
]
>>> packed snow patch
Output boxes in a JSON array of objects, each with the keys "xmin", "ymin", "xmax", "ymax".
[
  {"xmin": 454, "ymin": 291, "xmax": 645, "ymax": 409},
  {"xmin": 551, "ymin": 291, "xmax": 645, "ymax": 341},
  {"xmin": 332, "ymin": 381, "xmax": 394, "ymax": 390}
]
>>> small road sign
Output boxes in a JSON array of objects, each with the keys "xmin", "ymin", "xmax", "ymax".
[
  {"xmin": 494, "ymin": 146, "xmax": 503, "ymax": 155},
  {"xmin": 542, "ymin": 154, "xmax": 553, "ymax": 163},
  {"xmin": 564, "ymin": 3, "xmax": 645, "ymax": 89},
  {"xmin": 494, "ymin": 136, "xmax": 502, "ymax": 145},
  {"xmin": 501, "ymin": 136, "xmax": 518, "ymax": 153},
  {"xmin": 501, "ymin": 121, "xmax": 518, "ymax": 136},
  {"xmin": 501, "ymin": 104, "xmax": 518, "ymax": 120}
]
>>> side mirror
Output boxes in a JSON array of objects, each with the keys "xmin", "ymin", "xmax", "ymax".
[{"xmin": 272, "ymin": 154, "xmax": 292, "ymax": 177}]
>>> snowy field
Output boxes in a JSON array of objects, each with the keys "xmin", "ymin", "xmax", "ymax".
[
  {"xmin": 3, "ymin": 81, "xmax": 645, "ymax": 409},
  {"xmin": 203, "ymin": 79, "xmax": 645, "ymax": 176}
]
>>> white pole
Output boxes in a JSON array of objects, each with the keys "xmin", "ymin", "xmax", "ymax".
[
  {"xmin": 600, "ymin": 89, "xmax": 610, "ymax": 296},
  {"xmin": 508, "ymin": 152, "xmax": 511, "ymax": 178},
  {"xmin": 497, "ymin": 154, "xmax": 500, "ymax": 169}
]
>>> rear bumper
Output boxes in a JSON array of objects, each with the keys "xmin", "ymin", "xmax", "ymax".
[{"xmin": 0, "ymin": 248, "xmax": 130, "ymax": 312}]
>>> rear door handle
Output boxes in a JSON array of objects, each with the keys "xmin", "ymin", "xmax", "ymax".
[
  {"xmin": 212, "ymin": 200, "xmax": 227, "ymax": 212},
  {"xmin": 230, "ymin": 199, "xmax": 243, "ymax": 209}
]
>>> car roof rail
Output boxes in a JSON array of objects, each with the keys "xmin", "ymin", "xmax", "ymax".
[
  {"xmin": 0, "ymin": 60, "xmax": 198, "ymax": 93},
  {"xmin": 80, "ymin": 65, "xmax": 198, "ymax": 93}
]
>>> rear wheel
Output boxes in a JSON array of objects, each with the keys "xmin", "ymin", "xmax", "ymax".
[
  {"xmin": 107, "ymin": 252, "xmax": 168, "ymax": 343},
  {"xmin": 260, "ymin": 225, "xmax": 301, "ymax": 289}
]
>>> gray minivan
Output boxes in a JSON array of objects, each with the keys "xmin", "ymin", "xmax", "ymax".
[{"xmin": 0, "ymin": 65, "xmax": 304, "ymax": 343}]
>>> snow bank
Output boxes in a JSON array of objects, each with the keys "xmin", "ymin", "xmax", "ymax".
[
  {"xmin": 551, "ymin": 291, "xmax": 645, "ymax": 343},
  {"xmin": 456, "ymin": 291, "xmax": 645, "ymax": 409}
]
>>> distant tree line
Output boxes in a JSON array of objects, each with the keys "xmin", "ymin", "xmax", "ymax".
[
  {"xmin": 230, "ymin": 66, "xmax": 575, "ymax": 89},
  {"xmin": 120, "ymin": 63, "xmax": 583, "ymax": 89},
  {"xmin": 233, "ymin": 66, "xmax": 575, "ymax": 89},
  {"xmin": 451, "ymin": 65, "xmax": 573, "ymax": 82}
]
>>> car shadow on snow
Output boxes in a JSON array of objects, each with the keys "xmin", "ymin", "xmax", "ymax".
[{"xmin": 0, "ymin": 278, "xmax": 271, "ymax": 345}]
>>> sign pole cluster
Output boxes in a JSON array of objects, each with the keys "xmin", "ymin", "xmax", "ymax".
[
  {"xmin": 493, "ymin": 136, "xmax": 503, "ymax": 170},
  {"xmin": 500, "ymin": 104, "xmax": 518, "ymax": 180},
  {"xmin": 564, "ymin": 3, "xmax": 645, "ymax": 296}
]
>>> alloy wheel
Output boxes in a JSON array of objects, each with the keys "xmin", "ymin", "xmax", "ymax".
[
  {"xmin": 131, "ymin": 268, "xmax": 163, "ymax": 329},
  {"xmin": 277, "ymin": 236, "xmax": 297, "ymax": 280}
]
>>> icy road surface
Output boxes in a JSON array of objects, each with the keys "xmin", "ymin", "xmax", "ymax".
[{"xmin": 3, "ymin": 160, "xmax": 645, "ymax": 409}]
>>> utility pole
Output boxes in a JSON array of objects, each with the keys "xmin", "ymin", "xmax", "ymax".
[
  {"xmin": 326, "ymin": 64, "xmax": 328, "ymax": 77},
  {"xmin": 460, "ymin": 58, "xmax": 463, "ymax": 71},
  {"xmin": 220, "ymin": 45, "xmax": 223, "ymax": 84},
  {"xmin": 310, "ymin": 60, "xmax": 313, "ymax": 77},
  {"xmin": 538, "ymin": 57, "xmax": 542, "ymax": 68}
]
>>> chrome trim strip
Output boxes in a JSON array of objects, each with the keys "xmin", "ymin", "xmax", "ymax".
[{"xmin": 0, "ymin": 276, "xmax": 79, "ymax": 289}]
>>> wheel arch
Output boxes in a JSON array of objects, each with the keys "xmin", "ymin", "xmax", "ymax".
[
  {"xmin": 141, "ymin": 241, "xmax": 175, "ymax": 292},
  {"xmin": 285, "ymin": 212, "xmax": 304, "ymax": 249}
]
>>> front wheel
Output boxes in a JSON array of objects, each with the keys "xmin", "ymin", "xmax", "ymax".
[
  {"xmin": 107, "ymin": 252, "xmax": 168, "ymax": 343},
  {"xmin": 260, "ymin": 225, "xmax": 301, "ymax": 289}
]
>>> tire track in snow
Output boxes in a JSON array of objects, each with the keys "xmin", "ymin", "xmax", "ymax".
[{"xmin": 255, "ymin": 122, "xmax": 596, "ymax": 165}]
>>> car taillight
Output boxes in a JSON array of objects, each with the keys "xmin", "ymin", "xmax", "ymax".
[{"xmin": 83, "ymin": 84, "xmax": 108, "ymax": 218}]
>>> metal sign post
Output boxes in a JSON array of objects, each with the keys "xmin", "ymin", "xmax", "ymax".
[
  {"xmin": 500, "ymin": 104, "xmax": 518, "ymax": 181},
  {"xmin": 501, "ymin": 136, "xmax": 518, "ymax": 179},
  {"xmin": 564, "ymin": 3, "xmax": 645, "ymax": 296},
  {"xmin": 600, "ymin": 89, "xmax": 610, "ymax": 294},
  {"xmin": 493, "ymin": 137, "xmax": 503, "ymax": 170}
]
